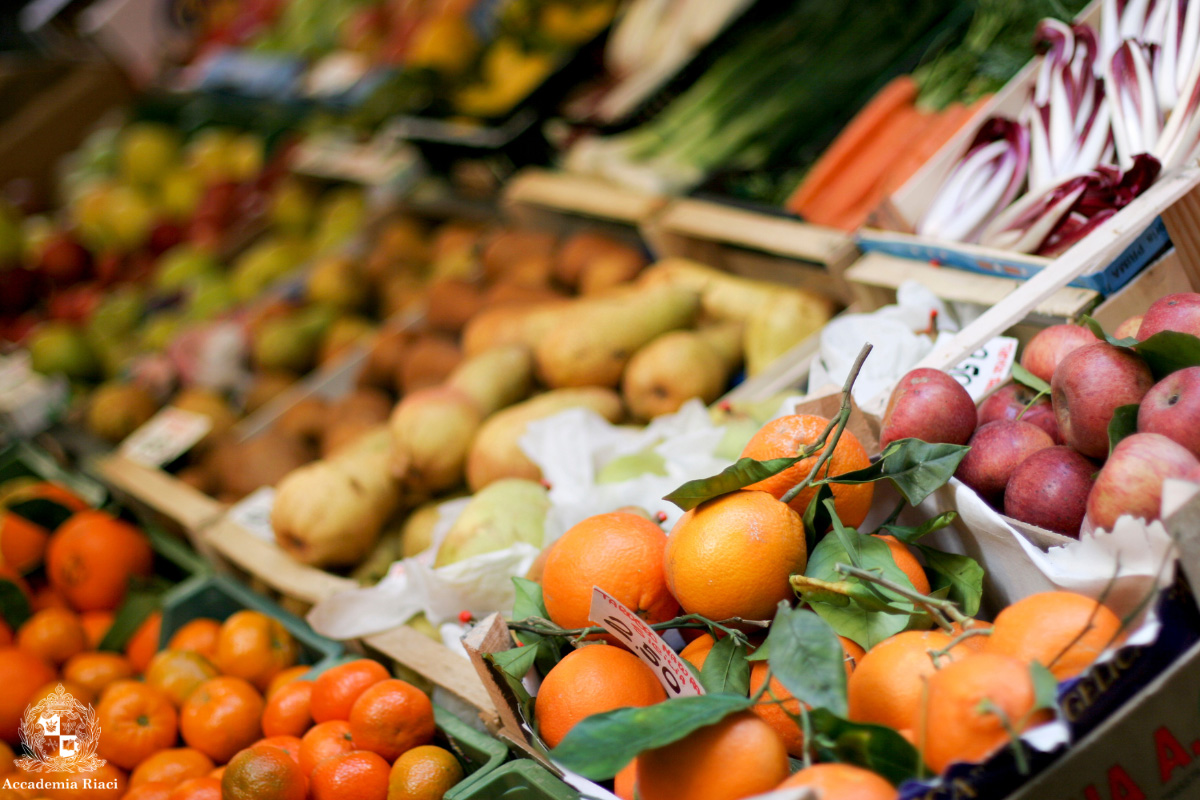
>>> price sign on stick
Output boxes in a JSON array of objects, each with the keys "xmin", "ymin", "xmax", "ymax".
[
  {"xmin": 589, "ymin": 587, "xmax": 703, "ymax": 698},
  {"xmin": 228, "ymin": 487, "xmax": 276, "ymax": 542},
  {"xmin": 121, "ymin": 408, "xmax": 212, "ymax": 467},
  {"xmin": 946, "ymin": 336, "xmax": 1018, "ymax": 401}
]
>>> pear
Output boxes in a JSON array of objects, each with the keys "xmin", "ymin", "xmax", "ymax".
[
  {"xmin": 622, "ymin": 323, "xmax": 743, "ymax": 421},
  {"xmin": 319, "ymin": 316, "xmax": 375, "ymax": 364},
  {"xmin": 172, "ymin": 387, "xmax": 238, "ymax": 449},
  {"xmin": 744, "ymin": 291, "xmax": 835, "ymax": 376},
  {"xmin": 252, "ymin": 306, "xmax": 334, "ymax": 373},
  {"xmin": 232, "ymin": 238, "xmax": 308, "ymax": 302},
  {"xmin": 87, "ymin": 381, "xmax": 159, "ymax": 442},
  {"xmin": 434, "ymin": 479, "xmax": 549, "ymax": 567},
  {"xmin": 400, "ymin": 500, "xmax": 445, "ymax": 559},
  {"xmin": 272, "ymin": 427, "xmax": 400, "ymax": 567},
  {"xmin": 579, "ymin": 249, "xmax": 646, "ymax": 294},
  {"xmin": 597, "ymin": 448, "xmax": 668, "ymax": 484},
  {"xmin": 466, "ymin": 387, "xmax": 623, "ymax": 491},
  {"xmin": 481, "ymin": 230, "xmax": 557, "ymax": 282},
  {"xmin": 397, "ymin": 335, "xmax": 462, "ymax": 394},
  {"xmin": 307, "ymin": 254, "xmax": 368, "ymax": 311},
  {"xmin": 445, "ymin": 344, "xmax": 534, "ymax": 415},
  {"xmin": 555, "ymin": 232, "xmax": 643, "ymax": 288},
  {"xmin": 639, "ymin": 258, "xmax": 835, "ymax": 326},
  {"xmin": 462, "ymin": 300, "xmax": 571, "ymax": 357},
  {"xmin": 535, "ymin": 286, "xmax": 700, "ymax": 388},
  {"xmin": 389, "ymin": 386, "xmax": 483, "ymax": 495}
]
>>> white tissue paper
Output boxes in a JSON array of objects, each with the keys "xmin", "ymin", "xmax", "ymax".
[{"xmin": 308, "ymin": 399, "xmax": 768, "ymax": 641}]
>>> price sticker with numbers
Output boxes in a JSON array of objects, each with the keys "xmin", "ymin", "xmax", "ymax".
[
  {"xmin": 588, "ymin": 587, "xmax": 703, "ymax": 698},
  {"xmin": 120, "ymin": 408, "xmax": 212, "ymax": 468},
  {"xmin": 945, "ymin": 336, "xmax": 1018, "ymax": 402},
  {"xmin": 228, "ymin": 487, "xmax": 276, "ymax": 542}
]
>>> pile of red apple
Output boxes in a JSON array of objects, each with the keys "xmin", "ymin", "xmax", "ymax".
[{"xmin": 880, "ymin": 292, "xmax": 1200, "ymax": 537}]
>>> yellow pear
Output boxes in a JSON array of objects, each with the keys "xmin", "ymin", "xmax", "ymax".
[{"xmin": 622, "ymin": 323, "xmax": 742, "ymax": 421}]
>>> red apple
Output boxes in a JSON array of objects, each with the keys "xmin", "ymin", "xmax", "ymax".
[
  {"xmin": 1137, "ymin": 292, "xmax": 1200, "ymax": 339},
  {"xmin": 0, "ymin": 265, "xmax": 36, "ymax": 313},
  {"xmin": 879, "ymin": 368, "xmax": 977, "ymax": 449},
  {"xmin": 977, "ymin": 382, "xmax": 1061, "ymax": 443},
  {"xmin": 38, "ymin": 233, "xmax": 92, "ymax": 288},
  {"xmin": 1114, "ymin": 314, "xmax": 1143, "ymax": 340},
  {"xmin": 1137, "ymin": 367, "xmax": 1200, "ymax": 457},
  {"xmin": 1051, "ymin": 343, "xmax": 1155, "ymax": 458},
  {"xmin": 1003, "ymin": 446, "xmax": 1097, "ymax": 536},
  {"xmin": 47, "ymin": 284, "xmax": 102, "ymax": 324},
  {"xmin": 147, "ymin": 220, "xmax": 186, "ymax": 255},
  {"xmin": 1019, "ymin": 323, "xmax": 1099, "ymax": 383},
  {"xmin": 955, "ymin": 420, "xmax": 1055, "ymax": 506},
  {"xmin": 1086, "ymin": 432, "xmax": 1200, "ymax": 530}
]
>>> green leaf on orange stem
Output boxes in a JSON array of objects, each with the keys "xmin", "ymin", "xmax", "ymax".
[
  {"xmin": 663, "ymin": 455, "xmax": 803, "ymax": 511},
  {"xmin": 0, "ymin": 579, "xmax": 31, "ymax": 630},
  {"xmin": 916, "ymin": 545, "xmax": 983, "ymax": 617},
  {"xmin": 1030, "ymin": 661, "xmax": 1060, "ymax": 711},
  {"xmin": 1107, "ymin": 404, "xmax": 1140, "ymax": 456},
  {"xmin": 765, "ymin": 603, "xmax": 848, "ymax": 716},
  {"xmin": 699, "ymin": 636, "xmax": 750, "ymax": 696},
  {"xmin": 1011, "ymin": 363, "xmax": 1051, "ymax": 395},
  {"xmin": 491, "ymin": 644, "xmax": 539, "ymax": 682},
  {"xmin": 808, "ymin": 708, "xmax": 924, "ymax": 785},
  {"xmin": 551, "ymin": 694, "xmax": 753, "ymax": 779},
  {"xmin": 820, "ymin": 438, "xmax": 969, "ymax": 505},
  {"xmin": 881, "ymin": 510, "xmax": 958, "ymax": 544},
  {"xmin": 802, "ymin": 484, "xmax": 834, "ymax": 553}
]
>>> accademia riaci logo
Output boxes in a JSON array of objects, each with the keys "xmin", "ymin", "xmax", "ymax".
[{"xmin": 14, "ymin": 683, "xmax": 105, "ymax": 773}]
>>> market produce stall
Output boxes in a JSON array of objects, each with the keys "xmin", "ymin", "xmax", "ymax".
[{"xmin": 7, "ymin": 0, "xmax": 1200, "ymax": 798}]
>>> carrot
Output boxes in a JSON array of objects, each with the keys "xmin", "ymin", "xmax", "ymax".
[
  {"xmin": 797, "ymin": 104, "xmax": 935, "ymax": 228},
  {"xmin": 786, "ymin": 75, "xmax": 918, "ymax": 214},
  {"xmin": 882, "ymin": 95, "xmax": 990, "ymax": 194}
]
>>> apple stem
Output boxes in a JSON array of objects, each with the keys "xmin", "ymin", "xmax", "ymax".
[
  {"xmin": 834, "ymin": 562, "xmax": 969, "ymax": 630},
  {"xmin": 780, "ymin": 343, "xmax": 874, "ymax": 505}
]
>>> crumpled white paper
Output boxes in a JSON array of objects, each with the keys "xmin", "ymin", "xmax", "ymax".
[{"xmin": 308, "ymin": 399, "xmax": 750, "ymax": 640}]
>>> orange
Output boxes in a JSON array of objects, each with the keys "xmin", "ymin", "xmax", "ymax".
[
  {"xmin": 145, "ymin": 650, "xmax": 220, "ymax": 708},
  {"xmin": 637, "ymin": 711, "xmax": 789, "ymax": 800},
  {"xmin": 29, "ymin": 679, "xmax": 95, "ymax": 707},
  {"xmin": 613, "ymin": 761, "xmax": 636, "ymax": 800},
  {"xmin": 848, "ymin": 629, "xmax": 973, "ymax": 732},
  {"xmin": 95, "ymin": 680, "xmax": 178, "ymax": 770},
  {"xmin": 62, "ymin": 651, "xmax": 134, "ymax": 698},
  {"xmin": 387, "ymin": 745, "xmax": 464, "ymax": 800},
  {"xmin": 741, "ymin": 414, "xmax": 874, "ymax": 526},
  {"xmin": 266, "ymin": 665, "xmax": 311, "ymax": 698},
  {"xmin": 0, "ymin": 647, "xmax": 56, "ymax": 743},
  {"xmin": 299, "ymin": 721, "xmax": 357, "ymax": 777},
  {"xmin": 777, "ymin": 763, "xmax": 897, "ymax": 799},
  {"xmin": 348, "ymin": 679, "xmax": 435, "ymax": 762},
  {"xmin": 0, "ymin": 740, "xmax": 13, "ymax": 774},
  {"xmin": 986, "ymin": 591, "xmax": 1123, "ymax": 681},
  {"xmin": 16, "ymin": 607, "xmax": 86, "ymax": 665},
  {"xmin": 0, "ymin": 482, "xmax": 88, "ymax": 513},
  {"xmin": 80, "ymin": 610, "xmax": 114, "ymax": 649},
  {"xmin": 541, "ymin": 512, "xmax": 679, "ymax": 633},
  {"xmin": 214, "ymin": 611, "xmax": 299, "ymax": 692},
  {"xmin": 310, "ymin": 750, "xmax": 389, "ymax": 800},
  {"xmin": 221, "ymin": 744, "xmax": 307, "ymax": 800},
  {"xmin": 0, "ymin": 620, "xmax": 10, "ymax": 648},
  {"xmin": 0, "ymin": 512, "xmax": 49, "ymax": 574},
  {"xmin": 180, "ymin": 676, "xmax": 265, "ymax": 764},
  {"xmin": 166, "ymin": 776, "xmax": 221, "ymax": 800},
  {"xmin": 130, "ymin": 749, "xmax": 215, "ymax": 787},
  {"xmin": 167, "ymin": 619, "xmax": 221, "ymax": 662},
  {"xmin": 841, "ymin": 635, "xmax": 867, "ymax": 676},
  {"xmin": 254, "ymin": 736, "xmax": 303, "ymax": 765},
  {"xmin": 30, "ymin": 585, "xmax": 70, "ymax": 612},
  {"xmin": 45, "ymin": 511, "xmax": 152, "ymax": 611},
  {"xmin": 917, "ymin": 653, "xmax": 1052, "ymax": 774},
  {"xmin": 948, "ymin": 619, "xmax": 993, "ymax": 652},
  {"xmin": 311, "ymin": 660, "xmax": 390, "ymax": 723},
  {"xmin": 124, "ymin": 782, "xmax": 175, "ymax": 800},
  {"xmin": 749, "ymin": 662, "xmax": 808, "ymax": 756},
  {"xmin": 209, "ymin": 766, "xmax": 225, "ymax": 780},
  {"xmin": 679, "ymin": 634, "xmax": 717, "ymax": 671},
  {"xmin": 534, "ymin": 645, "xmax": 666, "ymax": 748},
  {"xmin": 263, "ymin": 680, "xmax": 314, "ymax": 738},
  {"xmin": 126, "ymin": 611, "xmax": 162, "ymax": 674},
  {"xmin": 877, "ymin": 535, "xmax": 930, "ymax": 595},
  {"xmin": 665, "ymin": 490, "xmax": 806, "ymax": 621}
]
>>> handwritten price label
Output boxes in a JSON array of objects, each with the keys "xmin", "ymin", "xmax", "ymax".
[
  {"xmin": 588, "ymin": 587, "xmax": 703, "ymax": 698},
  {"xmin": 227, "ymin": 487, "xmax": 276, "ymax": 542},
  {"xmin": 945, "ymin": 336, "xmax": 1018, "ymax": 402},
  {"xmin": 120, "ymin": 408, "xmax": 211, "ymax": 467}
]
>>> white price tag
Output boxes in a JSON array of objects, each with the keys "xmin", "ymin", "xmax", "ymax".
[
  {"xmin": 588, "ymin": 587, "xmax": 703, "ymax": 698},
  {"xmin": 227, "ymin": 486, "xmax": 276, "ymax": 542},
  {"xmin": 945, "ymin": 336, "xmax": 1018, "ymax": 402},
  {"xmin": 120, "ymin": 407, "xmax": 212, "ymax": 467}
]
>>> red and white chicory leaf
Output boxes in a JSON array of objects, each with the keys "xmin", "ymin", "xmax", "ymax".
[{"xmin": 1107, "ymin": 40, "xmax": 1163, "ymax": 168}]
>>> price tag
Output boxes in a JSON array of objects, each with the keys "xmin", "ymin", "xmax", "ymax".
[
  {"xmin": 588, "ymin": 587, "xmax": 703, "ymax": 698},
  {"xmin": 945, "ymin": 336, "xmax": 1018, "ymax": 402},
  {"xmin": 120, "ymin": 408, "xmax": 211, "ymax": 468},
  {"xmin": 228, "ymin": 487, "xmax": 276, "ymax": 542}
]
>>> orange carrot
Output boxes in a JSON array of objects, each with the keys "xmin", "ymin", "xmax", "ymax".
[
  {"xmin": 882, "ymin": 95, "xmax": 990, "ymax": 194},
  {"xmin": 786, "ymin": 75, "xmax": 918, "ymax": 213}
]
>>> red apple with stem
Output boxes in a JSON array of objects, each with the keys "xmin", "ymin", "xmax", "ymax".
[
  {"xmin": 1020, "ymin": 323, "xmax": 1099, "ymax": 383},
  {"xmin": 1004, "ymin": 446, "xmax": 1096, "ymax": 536},
  {"xmin": 1051, "ymin": 343, "xmax": 1155, "ymax": 458},
  {"xmin": 955, "ymin": 420, "xmax": 1055, "ymax": 507},
  {"xmin": 977, "ymin": 382, "xmax": 1060, "ymax": 443},
  {"xmin": 879, "ymin": 368, "xmax": 977, "ymax": 449}
]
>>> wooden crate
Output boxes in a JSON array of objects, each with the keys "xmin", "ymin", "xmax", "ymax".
[
  {"xmin": 642, "ymin": 198, "xmax": 858, "ymax": 305},
  {"xmin": 502, "ymin": 168, "xmax": 668, "ymax": 245}
]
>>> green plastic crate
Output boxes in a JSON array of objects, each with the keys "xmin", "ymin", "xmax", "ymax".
[
  {"xmin": 447, "ymin": 760, "xmax": 580, "ymax": 800},
  {"xmin": 159, "ymin": 574, "xmax": 342, "ymax": 669},
  {"xmin": 0, "ymin": 443, "xmax": 106, "ymax": 507},
  {"xmin": 302, "ymin": 659, "xmax": 509, "ymax": 792}
]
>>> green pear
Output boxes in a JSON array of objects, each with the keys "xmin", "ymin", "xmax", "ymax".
[
  {"xmin": 622, "ymin": 323, "xmax": 743, "ymax": 421},
  {"xmin": 306, "ymin": 254, "xmax": 368, "ymax": 310},
  {"xmin": 28, "ymin": 323, "xmax": 101, "ymax": 380},
  {"xmin": 186, "ymin": 277, "xmax": 237, "ymax": 321},
  {"xmin": 597, "ymin": 448, "xmax": 668, "ymax": 484},
  {"xmin": 231, "ymin": 237, "xmax": 308, "ymax": 301},
  {"xmin": 86, "ymin": 381, "xmax": 159, "ymax": 442},
  {"xmin": 155, "ymin": 245, "xmax": 220, "ymax": 291},
  {"xmin": 88, "ymin": 287, "xmax": 145, "ymax": 337},
  {"xmin": 434, "ymin": 478, "xmax": 550, "ymax": 567},
  {"xmin": 252, "ymin": 306, "xmax": 334, "ymax": 372},
  {"xmin": 139, "ymin": 313, "xmax": 185, "ymax": 352},
  {"xmin": 270, "ymin": 178, "xmax": 318, "ymax": 235},
  {"xmin": 118, "ymin": 122, "xmax": 180, "ymax": 186}
]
